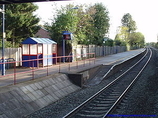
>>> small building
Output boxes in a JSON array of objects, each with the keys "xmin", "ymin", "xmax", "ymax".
[
  {"xmin": 21, "ymin": 37, "xmax": 57, "ymax": 67},
  {"xmin": 35, "ymin": 27, "xmax": 51, "ymax": 39}
]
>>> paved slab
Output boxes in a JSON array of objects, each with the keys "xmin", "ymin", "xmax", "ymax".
[{"xmin": 93, "ymin": 48, "xmax": 144, "ymax": 65}]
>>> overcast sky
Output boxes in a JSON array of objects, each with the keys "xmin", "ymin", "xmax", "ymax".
[{"xmin": 34, "ymin": 0, "xmax": 158, "ymax": 43}]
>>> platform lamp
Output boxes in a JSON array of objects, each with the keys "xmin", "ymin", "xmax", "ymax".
[{"xmin": 0, "ymin": 4, "xmax": 5, "ymax": 75}]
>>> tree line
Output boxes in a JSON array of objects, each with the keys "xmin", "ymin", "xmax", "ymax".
[
  {"xmin": 115, "ymin": 13, "xmax": 145, "ymax": 49},
  {"xmin": 45, "ymin": 3, "xmax": 110, "ymax": 47},
  {"xmin": 0, "ymin": 3, "xmax": 145, "ymax": 49}
]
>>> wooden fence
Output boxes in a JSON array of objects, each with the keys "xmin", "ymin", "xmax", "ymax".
[
  {"xmin": 0, "ymin": 45, "xmax": 127, "ymax": 68},
  {"xmin": 72, "ymin": 45, "xmax": 127, "ymax": 61},
  {"xmin": 0, "ymin": 48, "xmax": 22, "ymax": 68}
]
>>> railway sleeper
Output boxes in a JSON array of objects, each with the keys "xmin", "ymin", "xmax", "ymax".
[
  {"xmin": 80, "ymin": 109, "xmax": 107, "ymax": 114},
  {"xmin": 95, "ymin": 98, "xmax": 116, "ymax": 101},
  {"xmin": 88, "ymin": 103, "xmax": 112, "ymax": 108},
  {"xmin": 109, "ymin": 92, "xmax": 121, "ymax": 94},
  {"xmin": 108, "ymin": 95, "xmax": 120, "ymax": 98},
  {"xmin": 86, "ymin": 105, "xmax": 111, "ymax": 109},
  {"xmin": 76, "ymin": 113, "xmax": 104, "ymax": 118},
  {"xmin": 87, "ymin": 106, "xmax": 112, "ymax": 110},
  {"xmin": 91, "ymin": 100, "xmax": 115, "ymax": 104}
]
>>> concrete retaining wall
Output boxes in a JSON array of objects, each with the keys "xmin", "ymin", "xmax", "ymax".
[
  {"xmin": 67, "ymin": 65, "xmax": 102, "ymax": 87},
  {"xmin": 0, "ymin": 74, "xmax": 80, "ymax": 118}
]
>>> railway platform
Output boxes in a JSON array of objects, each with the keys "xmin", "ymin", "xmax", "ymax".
[
  {"xmin": 0, "ymin": 48, "xmax": 145, "ymax": 87},
  {"xmin": 0, "ymin": 48, "xmax": 145, "ymax": 118}
]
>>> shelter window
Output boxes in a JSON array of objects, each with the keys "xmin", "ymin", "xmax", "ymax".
[
  {"xmin": 38, "ymin": 44, "xmax": 42, "ymax": 53},
  {"xmin": 30, "ymin": 44, "xmax": 37, "ymax": 54},
  {"xmin": 48, "ymin": 44, "xmax": 52, "ymax": 54},
  {"xmin": 22, "ymin": 44, "xmax": 29, "ymax": 54}
]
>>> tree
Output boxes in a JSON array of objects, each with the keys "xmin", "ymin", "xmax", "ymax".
[
  {"xmin": 104, "ymin": 39, "xmax": 114, "ymax": 46},
  {"xmin": 115, "ymin": 13, "xmax": 138, "ymax": 49},
  {"xmin": 92, "ymin": 3, "xmax": 110, "ymax": 45},
  {"xmin": 47, "ymin": 3, "xmax": 110, "ymax": 46},
  {"xmin": 115, "ymin": 26, "xmax": 129, "ymax": 43},
  {"xmin": 48, "ymin": 4, "xmax": 80, "ymax": 46},
  {"xmin": 128, "ymin": 32, "xmax": 145, "ymax": 48},
  {"xmin": 4, "ymin": 3, "xmax": 40, "ymax": 46},
  {"xmin": 121, "ymin": 13, "xmax": 137, "ymax": 33},
  {"xmin": 114, "ymin": 39, "xmax": 122, "ymax": 46},
  {"xmin": 73, "ymin": 5, "xmax": 92, "ymax": 45},
  {"xmin": 114, "ymin": 34, "xmax": 127, "ymax": 46}
]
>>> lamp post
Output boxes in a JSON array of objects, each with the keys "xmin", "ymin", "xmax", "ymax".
[
  {"xmin": 62, "ymin": 31, "xmax": 65, "ymax": 63},
  {"xmin": 62, "ymin": 31, "xmax": 72, "ymax": 63},
  {"xmin": 0, "ymin": 4, "xmax": 5, "ymax": 75},
  {"xmin": 62, "ymin": 7, "xmax": 78, "ymax": 63}
]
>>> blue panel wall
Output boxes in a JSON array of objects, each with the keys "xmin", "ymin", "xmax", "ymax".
[
  {"xmin": 22, "ymin": 55, "xmax": 38, "ymax": 67},
  {"xmin": 52, "ymin": 53, "xmax": 57, "ymax": 64},
  {"xmin": 22, "ymin": 55, "xmax": 29, "ymax": 67},
  {"xmin": 22, "ymin": 54, "xmax": 53, "ymax": 67}
]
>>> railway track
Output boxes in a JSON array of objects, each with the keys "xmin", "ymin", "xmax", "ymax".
[{"xmin": 63, "ymin": 48, "xmax": 152, "ymax": 118}]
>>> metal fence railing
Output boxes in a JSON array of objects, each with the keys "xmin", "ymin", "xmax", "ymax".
[{"xmin": 0, "ymin": 53, "xmax": 95, "ymax": 87}]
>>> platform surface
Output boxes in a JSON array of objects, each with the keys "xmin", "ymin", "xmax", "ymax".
[{"xmin": 0, "ymin": 48, "xmax": 145, "ymax": 87}]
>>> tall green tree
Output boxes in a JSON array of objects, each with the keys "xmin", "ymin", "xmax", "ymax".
[
  {"xmin": 72, "ymin": 5, "xmax": 91, "ymax": 45},
  {"xmin": 48, "ymin": 4, "xmax": 79, "ymax": 46},
  {"xmin": 104, "ymin": 39, "xmax": 114, "ymax": 46},
  {"xmin": 115, "ymin": 26, "xmax": 129, "ymax": 43},
  {"xmin": 121, "ymin": 13, "xmax": 137, "ymax": 33},
  {"xmin": 4, "ymin": 3, "xmax": 40, "ymax": 45},
  {"xmin": 114, "ymin": 39, "xmax": 126, "ymax": 46},
  {"xmin": 115, "ymin": 13, "xmax": 138, "ymax": 49},
  {"xmin": 128, "ymin": 32, "xmax": 145, "ymax": 48},
  {"xmin": 47, "ymin": 3, "xmax": 110, "ymax": 46},
  {"xmin": 92, "ymin": 3, "xmax": 110, "ymax": 45}
]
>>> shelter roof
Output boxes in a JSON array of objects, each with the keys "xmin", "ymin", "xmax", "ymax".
[{"xmin": 22, "ymin": 37, "xmax": 57, "ymax": 44}]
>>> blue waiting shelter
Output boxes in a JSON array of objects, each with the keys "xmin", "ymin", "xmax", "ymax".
[{"xmin": 21, "ymin": 37, "xmax": 57, "ymax": 67}]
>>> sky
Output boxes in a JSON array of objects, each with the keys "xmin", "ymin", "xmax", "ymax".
[{"xmin": 34, "ymin": 0, "xmax": 158, "ymax": 43}]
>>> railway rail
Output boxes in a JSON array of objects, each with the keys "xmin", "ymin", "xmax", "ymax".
[{"xmin": 63, "ymin": 47, "xmax": 152, "ymax": 118}]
